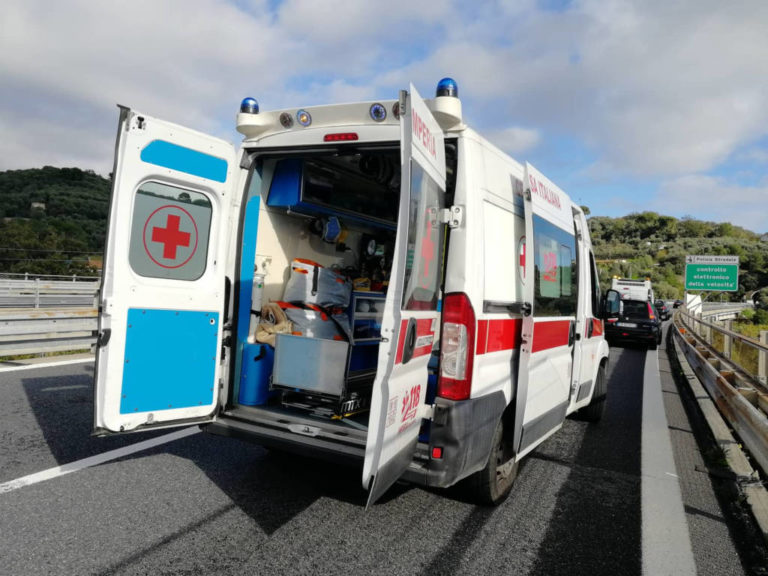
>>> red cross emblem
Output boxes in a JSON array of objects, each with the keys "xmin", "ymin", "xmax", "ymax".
[
  {"xmin": 152, "ymin": 214, "xmax": 190, "ymax": 260},
  {"xmin": 142, "ymin": 205, "xmax": 199, "ymax": 269}
]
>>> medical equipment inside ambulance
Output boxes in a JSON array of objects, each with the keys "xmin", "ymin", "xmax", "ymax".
[{"xmin": 238, "ymin": 150, "xmax": 399, "ymax": 420}]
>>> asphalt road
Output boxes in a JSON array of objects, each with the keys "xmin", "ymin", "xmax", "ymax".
[{"xmin": 0, "ymin": 328, "xmax": 765, "ymax": 576}]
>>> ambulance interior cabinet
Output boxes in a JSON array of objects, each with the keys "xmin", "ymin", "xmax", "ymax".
[
  {"xmin": 348, "ymin": 292, "xmax": 384, "ymax": 374},
  {"xmin": 266, "ymin": 158, "xmax": 398, "ymax": 228}
]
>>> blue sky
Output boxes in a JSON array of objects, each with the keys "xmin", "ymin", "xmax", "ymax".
[{"xmin": 1, "ymin": 0, "xmax": 767, "ymax": 233}]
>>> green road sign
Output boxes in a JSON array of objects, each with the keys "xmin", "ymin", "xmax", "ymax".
[{"xmin": 685, "ymin": 255, "xmax": 739, "ymax": 291}]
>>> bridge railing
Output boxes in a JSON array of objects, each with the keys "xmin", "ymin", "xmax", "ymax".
[
  {"xmin": 0, "ymin": 275, "xmax": 100, "ymax": 308},
  {"xmin": 0, "ymin": 308, "xmax": 98, "ymax": 357},
  {"xmin": 675, "ymin": 306, "xmax": 768, "ymax": 475},
  {"xmin": 679, "ymin": 306, "xmax": 768, "ymax": 386}
]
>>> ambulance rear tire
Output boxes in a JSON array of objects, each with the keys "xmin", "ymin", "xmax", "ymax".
[
  {"xmin": 580, "ymin": 363, "xmax": 606, "ymax": 423},
  {"xmin": 468, "ymin": 419, "xmax": 518, "ymax": 505}
]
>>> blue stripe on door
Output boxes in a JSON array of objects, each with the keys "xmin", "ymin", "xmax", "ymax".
[{"xmin": 140, "ymin": 140, "xmax": 228, "ymax": 183}]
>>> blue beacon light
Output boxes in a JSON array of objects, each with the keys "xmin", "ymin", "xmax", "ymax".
[
  {"xmin": 436, "ymin": 78, "xmax": 459, "ymax": 98},
  {"xmin": 240, "ymin": 97, "xmax": 259, "ymax": 114}
]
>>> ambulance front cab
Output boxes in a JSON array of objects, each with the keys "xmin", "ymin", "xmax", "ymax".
[{"xmin": 93, "ymin": 78, "xmax": 610, "ymax": 507}]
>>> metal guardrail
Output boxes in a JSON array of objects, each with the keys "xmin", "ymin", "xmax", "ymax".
[
  {"xmin": 675, "ymin": 307, "xmax": 768, "ymax": 476},
  {"xmin": 0, "ymin": 277, "xmax": 99, "ymax": 308},
  {"xmin": 680, "ymin": 307, "xmax": 768, "ymax": 386},
  {"xmin": 0, "ymin": 308, "xmax": 98, "ymax": 357}
]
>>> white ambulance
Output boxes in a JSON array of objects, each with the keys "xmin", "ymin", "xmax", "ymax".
[{"xmin": 94, "ymin": 78, "xmax": 610, "ymax": 506}]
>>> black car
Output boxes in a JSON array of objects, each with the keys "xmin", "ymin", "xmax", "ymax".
[
  {"xmin": 673, "ymin": 299, "xmax": 684, "ymax": 308},
  {"xmin": 604, "ymin": 297, "xmax": 662, "ymax": 349},
  {"xmin": 654, "ymin": 299, "xmax": 670, "ymax": 321}
]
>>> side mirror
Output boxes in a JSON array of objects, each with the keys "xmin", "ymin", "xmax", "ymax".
[{"xmin": 599, "ymin": 289, "xmax": 621, "ymax": 319}]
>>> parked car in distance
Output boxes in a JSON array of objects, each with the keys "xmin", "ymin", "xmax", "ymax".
[
  {"xmin": 604, "ymin": 295, "xmax": 662, "ymax": 349},
  {"xmin": 673, "ymin": 299, "xmax": 684, "ymax": 308},
  {"xmin": 654, "ymin": 299, "xmax": 670, "ymax": 320}
]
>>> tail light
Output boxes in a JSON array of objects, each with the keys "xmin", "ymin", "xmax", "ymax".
[
  {"xmin": 647, "ymin": 302, "xmax": 656, "ymax": 320},
  {"xmin": 323, "ymin": 132, "xmax": 359, "ymax": 142},
  {"xmin": 437, "ymin": 292, "xmax": 475, "ymax": 401}
]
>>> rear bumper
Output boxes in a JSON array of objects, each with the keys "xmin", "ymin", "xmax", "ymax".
[
  {"xmin": 402, "ymin": 391, "xmax": 507, "ymax": 489},
  {"xmin": 206, "ymin": 393, "xmax": 508, "ymax": 491},
  {"xmin": 605, "ymin": 324, "xmax": 660, "ymax": 345}
]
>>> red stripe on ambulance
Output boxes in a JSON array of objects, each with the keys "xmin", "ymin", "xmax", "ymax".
[
  {"xmin": 395, "ymin": 318, "xmax": 435, "ymax": 364},
  {"xmin": 531, "ymin": 320, "xmax": 572, "ymax": 353},
  {"xmin": 476, "ymin": 318, "xmax": 522, "ymax": 355},
  {"xmin": 591, "ymin": 318, "xmax": 604, "ymax": 338}
]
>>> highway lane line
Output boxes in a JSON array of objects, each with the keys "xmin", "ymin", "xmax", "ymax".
[
  {"xmin": 641, "ymin": 348, "xmax": 697, "ymax": 576},
  {"xmin": 40, "ymin": 385, "xmax": 90, "ymax": 392},
  {"xmin": 0, "ymin": 426, "xmax": 200, "ymax": 495},
  {"xmin": 0, "ymin": 357, "xmax": 94, "ymax": 373}
]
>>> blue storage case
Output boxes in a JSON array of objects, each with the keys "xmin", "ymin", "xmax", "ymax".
[{"xmin": 238, "ymin": 343, "xmax": 275, "ymax": 406}]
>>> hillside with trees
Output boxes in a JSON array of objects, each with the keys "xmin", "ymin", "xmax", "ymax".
[
  {"xmin": 0, "ymin": 168, "xmax": 765, "ymax": 299},
  {"xmin": 589, "ymin": 212, "xmax": 767, "ymax": 299},
  {"xmin": 0, "ymin": 167, "xmax": 110, "ymax": 275}
]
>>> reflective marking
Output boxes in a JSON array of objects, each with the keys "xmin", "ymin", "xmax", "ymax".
[
  {"xmin": 0, "ymin": 358, "xmax": 94, "ymax": 374},
  {"xmin": 0, "ymin": 427, "xmax": 199, "ymax": 495},
  {"xmin": 641, "ymin": 349, "xmax": 696, "ymax": 575},
  {"xmin": 40, "ymin": 385, "xmax": 89, "ymax": 392}
]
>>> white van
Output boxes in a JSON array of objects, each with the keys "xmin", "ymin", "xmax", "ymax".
[
  {"xmin": 611, "ymin": 277, "xmax": 654, "ymax": 302},
  {"xmin": 93, "ymin": 79, "xmax": 610, "ymax": 506}
]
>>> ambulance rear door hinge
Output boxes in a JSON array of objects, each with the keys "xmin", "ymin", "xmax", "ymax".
[{"xmin": 441, "ymin": 205, "xmax": 464, "ymax": 229}]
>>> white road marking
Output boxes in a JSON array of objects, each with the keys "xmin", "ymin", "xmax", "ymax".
[
  {"xmin": 0, "ymin": 357, "xmax": 94, "ymax": 373},
  {"xmin": 40, "ymin": 385, "xmax": 90, "ymax": 392},
  {"xmin": 641, "ymin": 349, "xmax": 697, "ymax": 575},
  {"xmin": 0, "ymin": 426, "xmax": 200, "ymax": 495}
]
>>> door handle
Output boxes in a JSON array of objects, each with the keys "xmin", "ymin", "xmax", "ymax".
[
  {"xmin": 401, "ymin": 318, "xmax": 418, "ymax": 364},
  {"xmin": 96, "ymin": 328, "xmax": 111, "ymax": 348}
]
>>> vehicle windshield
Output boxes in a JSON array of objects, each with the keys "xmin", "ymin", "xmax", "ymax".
[{"xmin": 622, "ymin": 300, "xmax": 650, "ymax": 319}]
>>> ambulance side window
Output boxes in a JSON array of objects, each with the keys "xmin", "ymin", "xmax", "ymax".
[
  {"xmin": 128, "ymin": 181, "xmax": 212, "ymax": 281},
  {"xmin": 589, "ymin": 251, "xmax": 601, "ymax": 315},
  {"xmin": 482, "ymin": 201, "xmax": 521, "ymax": 305},
  {"xmin": 533, "ymin": 215, "xmax": 577, "ymax": 316},
  {"xmin": 402, "ymin": 162, "xmax": 445, "ymax": 311}
]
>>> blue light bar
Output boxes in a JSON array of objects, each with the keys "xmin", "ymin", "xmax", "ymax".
[
  {"xmin": 240, "ymin": 97, "xmax": 259, "ymax": 114},
  {"xmin": 436, "ymin": 78, "xmax": 458, "ymax": 98}
]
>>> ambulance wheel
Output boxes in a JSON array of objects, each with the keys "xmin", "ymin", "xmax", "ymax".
[
  {"xmin": 580, "ymin": 364, "xmax": 606, "ymax": 423},
  {"xmin": 468, "ymin": 420, "xmax": 518, "ymax": 505}
]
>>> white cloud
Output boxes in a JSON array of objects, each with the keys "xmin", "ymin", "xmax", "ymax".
[
  {"xmin": 484, "ymin": 126, "xmax": 541, "ymax": 155},
  {"xmin": 389, "ymin": 0, "xmax": 768, "ymax": 177},
  {"xmin": 1, "ymin": 0, "xmax": 767, "ymax": 238},
  {"xmin": 656, "ymin": 174, "xmax": 768, "ymax": 233}
]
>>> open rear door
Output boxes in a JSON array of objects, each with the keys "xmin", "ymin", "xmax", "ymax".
[
  {"xmin": 94, "ymin": 107, "xmax": 237, "ymax": 434},
  {"xmin": 514, "ymin": 163, "xmax": 578, "ymax": 458},
  {"xmin": 363, "ymin": 85, "xmax": 447, "ymax": 505}
]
